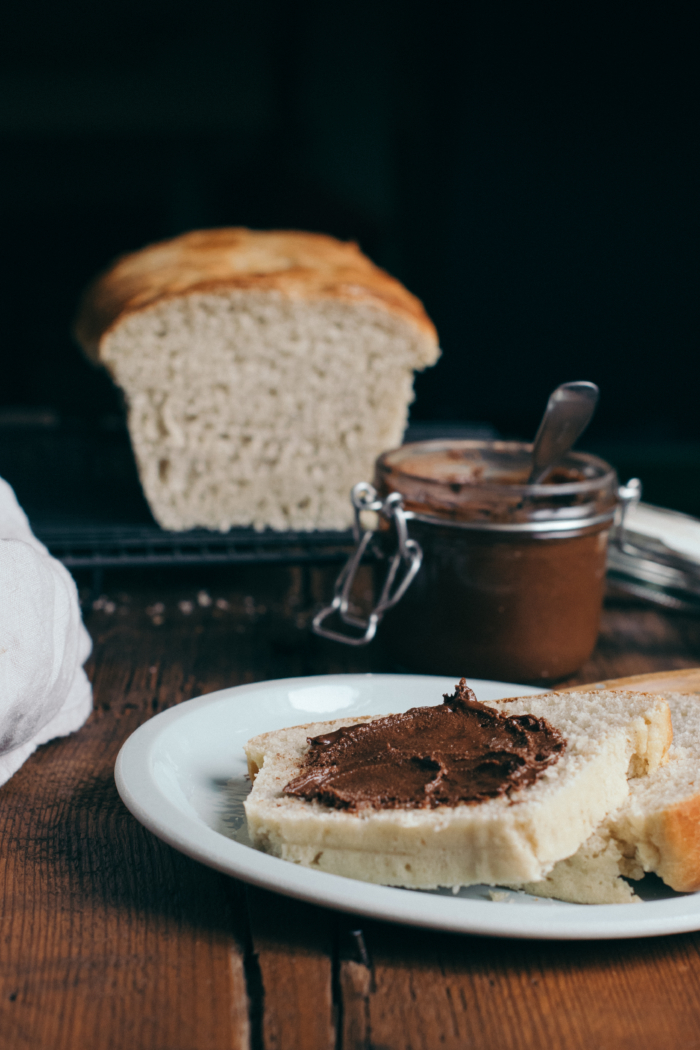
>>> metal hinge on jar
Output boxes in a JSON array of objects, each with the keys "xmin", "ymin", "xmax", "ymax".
[{"xmin": 311, "ymin": 483, "xmax": 423, "ymax": 646}]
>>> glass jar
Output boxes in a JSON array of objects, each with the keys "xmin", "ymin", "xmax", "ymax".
[{"xmin": 373, "ymin": 440, "xmax": 619, "ymax": 683}]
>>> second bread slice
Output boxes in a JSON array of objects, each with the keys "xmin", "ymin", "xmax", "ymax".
[{"xmin": 514, "ymin": 692, "xmax": 700, "ymax": 903}]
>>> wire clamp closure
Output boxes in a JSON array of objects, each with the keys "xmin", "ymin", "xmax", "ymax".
[
  {"xmin": 311, "ymin": 483, "xmax": 423, "ymax": 646},
  {"xmin": 615, "ymin": 477, "xmax": 643, "ymax": 553}
]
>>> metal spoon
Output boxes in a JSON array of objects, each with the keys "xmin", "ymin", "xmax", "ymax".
[{"xmin": 528, "ymin": 381, "xmax": 599, "ymax": 485}]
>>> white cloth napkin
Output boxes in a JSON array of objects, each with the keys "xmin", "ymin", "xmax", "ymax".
[{"xmin": 0, "ymin": 477, "xmax": 92, "ymax": 786}]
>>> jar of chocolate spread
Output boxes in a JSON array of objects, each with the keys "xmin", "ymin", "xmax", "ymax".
[
  {"xmin": 312, "ymin": 440, "xmax": 620, "ymax": 684},
  {"xmin": 375, "ymin": 440, "xmax": 618, "ymax": 683}
]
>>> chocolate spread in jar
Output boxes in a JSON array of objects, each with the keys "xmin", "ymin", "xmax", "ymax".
[
  {"xmin": 283, "ymin": 680, "xmax": 565, "ymax": 811},
  {"xmin": 381, "ymin": 521, "xmax": 610, "ymax": 682}
]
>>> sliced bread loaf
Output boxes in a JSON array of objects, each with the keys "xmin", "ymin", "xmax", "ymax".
[
  {"xmin": 243, "ymin": 689, "xmax": 672, "ymax": 890},
  {"xmin": 74, "ymin": 228, "xmax": 440, "ymax": 532},
  {"xmin": 515, "ymin": 693, "xmax": 700, "ymax": 903}
]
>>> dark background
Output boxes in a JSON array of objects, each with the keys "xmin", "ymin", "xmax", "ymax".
[{"xmin": 1, "ymin": 0, "xmax": 699, "ymax": 518}]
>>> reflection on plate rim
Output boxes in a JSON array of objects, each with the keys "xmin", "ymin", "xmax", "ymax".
[{"xmin": 115, "ymin": 672, "xmax": 700, "ymax": 941}]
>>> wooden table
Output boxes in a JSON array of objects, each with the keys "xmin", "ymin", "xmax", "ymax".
[{"xmin": 3, "ymin": 563, "xmax": 700, "ymax": 1050}]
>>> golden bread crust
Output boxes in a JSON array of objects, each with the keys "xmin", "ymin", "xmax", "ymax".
[
  {"xmin": 74, "ymin": 227, "xmax": 438, "ymax": 357},
  {"xmin": 656, "ymin": 793, "xmax": 700, "ymax": 892}
]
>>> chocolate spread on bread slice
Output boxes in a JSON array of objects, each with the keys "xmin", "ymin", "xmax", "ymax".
[{"xmin": 283, "ymin": 679, "xmax": 566, "ymax": 811}]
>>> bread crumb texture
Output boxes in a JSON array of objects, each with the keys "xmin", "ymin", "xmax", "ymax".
[{"xmin": 75, "ymin": 229, "xmax": 440, "ymax": 532}]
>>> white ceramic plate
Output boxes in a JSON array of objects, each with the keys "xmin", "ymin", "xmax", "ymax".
[{"xmin": 115, "ymin": 673, "xmax": 700, "ymax": 940}]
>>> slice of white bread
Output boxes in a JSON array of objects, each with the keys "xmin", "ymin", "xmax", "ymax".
[
  {"xmin": 515, "ymin": 693, "xmax": 700, "ymax": 903},
  {"xmin": 243, "ymin": 690, "xmax": 672, "ymax": 890},
  {"xmin": 74, "ymin": 228, "xmax": 440, "ymax": 532}
]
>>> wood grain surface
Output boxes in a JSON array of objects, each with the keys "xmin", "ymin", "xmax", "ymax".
[{"xmin": 2, "ymin": 563, "xmax": 700, "ymax": 1050}]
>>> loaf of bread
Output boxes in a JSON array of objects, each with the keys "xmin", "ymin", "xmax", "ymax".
[
  {"xmin": 74, "ymin": 229, "xmax": 440, "ymax": 532},
  {"xmin": 515, "ymin": 692, "xmax": 700, "ymax": 903},
  {"xmin": 243, "ymin": 690, "xmax": 672, "ymax": 890}
]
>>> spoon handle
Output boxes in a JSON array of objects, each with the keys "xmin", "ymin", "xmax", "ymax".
[{"xmin": 528, "ymin": 381, "xmax": 599, "ymax": 485}]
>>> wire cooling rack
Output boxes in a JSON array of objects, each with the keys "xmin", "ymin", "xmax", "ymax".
[
  {"xmin": 32, "ymin": 522, "xmax": 355, "ymax": 570},
  {"xmin": 29, "ymin": 521, "xmax": 357, "ymax": 599}
]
